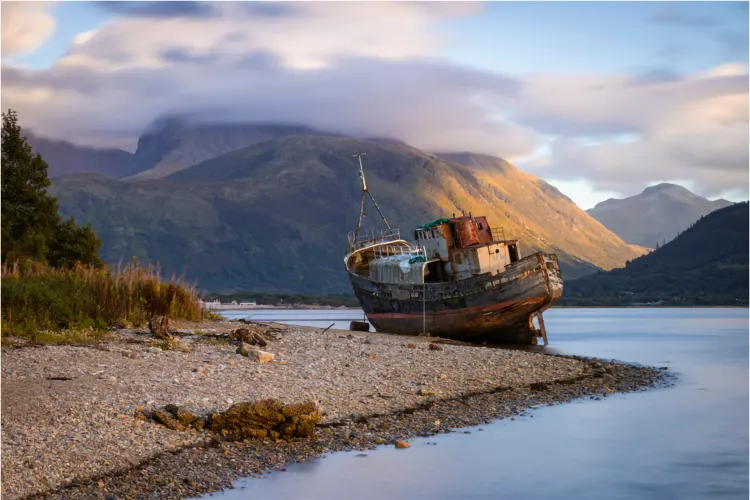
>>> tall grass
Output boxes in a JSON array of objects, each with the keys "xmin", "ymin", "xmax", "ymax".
[{"xmin": 1, "ymin": 258, "xmax": 209, "ymax": 339}]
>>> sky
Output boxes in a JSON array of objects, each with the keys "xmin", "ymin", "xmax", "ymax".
[{"xmin": 1, "ymin": 1, "xmax": 748, "ymax": 210}]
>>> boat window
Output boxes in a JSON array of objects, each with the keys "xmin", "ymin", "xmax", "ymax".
[
  {"xmin": 478, "ymin": 223, "xmax": 484, "ymax": 230},
  {"xmin": 508, "ymin": 244, "xmax": 519, "ymax": 263}
]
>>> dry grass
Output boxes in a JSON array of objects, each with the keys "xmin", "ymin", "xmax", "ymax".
[{"xmin": 1, "ymin": 259, "xmax": 210, "ymax": 342}]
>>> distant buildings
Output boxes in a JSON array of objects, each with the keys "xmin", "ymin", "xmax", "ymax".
[{"xmin": 200, "ymin": 299, "xmax": 257, "ymax": 309}]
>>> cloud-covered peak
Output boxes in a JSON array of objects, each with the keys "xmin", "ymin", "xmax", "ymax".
[{"xmin": 1, "ymin": 1, "xmax": 747, "ymax": 205}]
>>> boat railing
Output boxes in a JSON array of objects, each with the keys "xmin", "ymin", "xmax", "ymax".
[
  {"xmin": 348, "ymin": 228, "xmax": 402, "ymax": 250},
  {"xmin": 373, "ymin": 244, "xmax": 426, "ymax": 260}
]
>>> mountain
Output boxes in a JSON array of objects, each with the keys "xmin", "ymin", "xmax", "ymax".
[
  {"xmin": 587, "ymin": 183, "xmax": 736, "ymax": 248},
  {"xmin": 126, "ymin": 117, "xmax": 325, "ymax": 180},
  {"xmin": 50, "ymin": 135, "xmax": 646, "ymax": 294},
  {"xmin": 25, "ymin": 131, "xmax": 137, "ymax": 179},
  {"xmin": 713, "ymin": 198, "xmax": 734, "ymax": 209},
  {"xmin": 561, "ymin": 202, "xmax": 749, "ymax": 306}
]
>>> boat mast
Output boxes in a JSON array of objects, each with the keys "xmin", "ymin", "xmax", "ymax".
[{"xmin": 353, "ymin": 153, "xmax": 391, "ymax": 240}]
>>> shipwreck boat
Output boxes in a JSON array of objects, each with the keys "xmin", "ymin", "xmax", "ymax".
[{"xmin": 343, "ymin": 153, "xmax": 564, "ymax": 345}]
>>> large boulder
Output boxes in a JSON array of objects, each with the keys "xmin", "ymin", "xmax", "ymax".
[
  {"xmin": 143, "ymin": 399, "xmax": 322, "ymax": 440},
  {"xmin": 209, "ymin": 399, "xmax": 321, "ymax": 440}
]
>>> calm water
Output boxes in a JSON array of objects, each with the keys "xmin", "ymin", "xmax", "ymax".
[{"xmin": 209, "ymin": 308, "xmax": 748, "ymax": 500}]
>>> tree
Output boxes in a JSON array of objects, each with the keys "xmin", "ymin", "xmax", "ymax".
[
  {"xmin": 1, "ymin": 109, "xmax": 103, "ymax": 268},
  {"xmin": 1, "ymin": 110, "xmax": 60, "ymax": 262},
  {"xmin": 47, "ymin": 217, "xmax": 103, "ymax": 269}
]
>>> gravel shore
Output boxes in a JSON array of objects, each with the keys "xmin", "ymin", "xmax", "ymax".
[{"xmin": 1, "ymin": 320, "xmax": 670, "ymax": 500}]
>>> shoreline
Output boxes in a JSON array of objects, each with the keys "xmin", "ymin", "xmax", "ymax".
[
  {"xmin": 2, "ymin": 320, "xmax": 672, "ymax": 500},
  {"xmin": 204, "ymin": 303, "xmax": 748, "ymax": 311}
]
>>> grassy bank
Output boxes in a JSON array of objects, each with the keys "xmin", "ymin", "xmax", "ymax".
[{"xmin": 1, "ymin": 260, "xmax": 210, "ymax": 341}]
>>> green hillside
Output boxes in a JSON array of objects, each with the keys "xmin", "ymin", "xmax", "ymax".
[
  {"xmin": 560, "ymin": 202, "xmax": 749, "ymax": 306},
  {"xmin": 50, "ymin": 135, "xmax": 644, "ymax": 294}
]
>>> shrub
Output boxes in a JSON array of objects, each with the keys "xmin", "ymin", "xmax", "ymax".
[{"xmin": 1, "ymin": 259, "xmax": 208, "ymax": 339}]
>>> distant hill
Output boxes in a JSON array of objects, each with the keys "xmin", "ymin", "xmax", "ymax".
[
  {"xmin": 25, "ymin": 132, "xmax": 137, "ymax": 179},
  {"xmin": 587, "ymin": 183, "xmax": 736, "ymax": 248},
  {"xmin": 713, "ymin": 198, "xmax": 735, "ymax": 209},
  {"xmin": 50, "ymin": 136, "xmax": 645, "ymax": 294},
  {"xmin": 125, "ymin": 117, "xmax": 326, "ymax": 180},
  {"xmin": 561, "ymin": 202, "xmax": 749, "ymax": 306}
]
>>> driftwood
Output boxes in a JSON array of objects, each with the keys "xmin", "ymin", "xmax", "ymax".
[{"xmin": 148, "ymin": 315, "xmax": 172, "ymax": 339}]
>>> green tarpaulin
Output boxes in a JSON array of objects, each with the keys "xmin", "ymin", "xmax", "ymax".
[{"xmin": 417, "ymin": 217, "xmax": 451, "ymax": 230}]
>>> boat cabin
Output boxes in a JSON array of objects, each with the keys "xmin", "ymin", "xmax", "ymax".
[
  {"xmin": 414, "ymin": 214, "xmax": 521, "ymax": 282},
  {"xmin": 345, "ymin": 214, "xmax": 521, "ymax": 286}
]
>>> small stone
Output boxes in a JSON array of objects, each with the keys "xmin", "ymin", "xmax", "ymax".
[
  {"xmin": 429, "ymin": 343, "xmax": 443, "ymax": 351},
  {"xmin": 192, "ymin": 416, "xmax": 207, "ymax": 430},
  {"xmin": 147, "ymin": 347, "xmax": 162, "ymax": 354},
  {"xmin": 236, "ymin": 343, "xmax": 258, "ymax": 357},
  {"xmin": 418, "ymin": 389, "xmax": 435, "ymax": 396},
  {"xmin": 250, "ymin": 350, "xmax": 275, "ymax": 363},
  {"xmin": 98, "ymin": 481, "xmax": 104, "ymax": 489},
  {"xmin": 154, "ymin": 409, "xmax": 185, "ymax": 431},
  {"xmin": 176, "ymin": 407, "xmax": 199, "ymax": 426},
  {"xmin": 407, "ymin": 344, "xmax": 417, "ymax": 349},
  {"xmin": 395, "ymin": 441, "xmax": 410, "ymax": 449}
]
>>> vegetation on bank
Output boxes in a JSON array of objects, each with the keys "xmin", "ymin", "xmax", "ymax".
[
  {"xmin": 2, "ymin": 260, "xmax": 207, "ymax": 339},
  {"xmin": 1, "ymin": 110, "xmax": 211, "ymax": 342}
]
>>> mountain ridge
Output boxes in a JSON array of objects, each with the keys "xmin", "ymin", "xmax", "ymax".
[
  {"xmin": 126, "ymin": 118, "xmax": 333, "ymax": 180},
  {"xmin": 24, "ymin": 131, "xmax": 138, "ymax": 179},
  {"xmin": 562, "ymin": 202, "xmax": 749, "ymax": 306},
  {"xmin": 587, "ymin": 183, "xmax": 736, "ymax": 248},
  {"xmin": 50, "ymin": 135, "xmax": 646, "ymax": 294}
]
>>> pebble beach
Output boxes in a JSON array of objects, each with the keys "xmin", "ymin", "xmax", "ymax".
[{"xmin": 1, "ymin": 319, "xmax": 669, "ymax": 499}]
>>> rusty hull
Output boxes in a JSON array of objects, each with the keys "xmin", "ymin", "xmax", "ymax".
[{"xmin": 348, "ymin": 253, "xmax": 563, "ymax": 345}]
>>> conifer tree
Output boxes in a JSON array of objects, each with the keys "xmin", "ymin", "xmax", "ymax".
[{"xmin": 1, "ymin": 109, "xmax": 103, "ymax": 267}]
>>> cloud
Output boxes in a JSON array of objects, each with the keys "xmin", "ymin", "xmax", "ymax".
[
  {"xmin": 2, "ymin": 53, "xmax": 537, "ymax": 158},
  {"xmin": 650, "ymin": 6, "xmax": 719, "ymax": 27},
  {"xmin": 518, "ymin": 70, "xmax": 748, "ymax": 198},
  {"xmin": 92, "ymin": 1, "xmax": 218, "ymax": 18},
  {"xmin": 56, "ymin": 2, "xmax": 482, "ymax": 70},
  {"xmin": 1, "ymin": 1, "xmax": 747, "ymax": 200},
  {"xmin": 509, "ymin": 66, "xmax": 747, "ymax": 138},
  {"xmin": 1, "ymin": 2, "xmax": 57, "ymax": 56}
]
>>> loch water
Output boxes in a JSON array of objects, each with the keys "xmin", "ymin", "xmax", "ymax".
[{"xmin": 209, "ymin": 308, "xmax": 749, "ymax": 500}]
